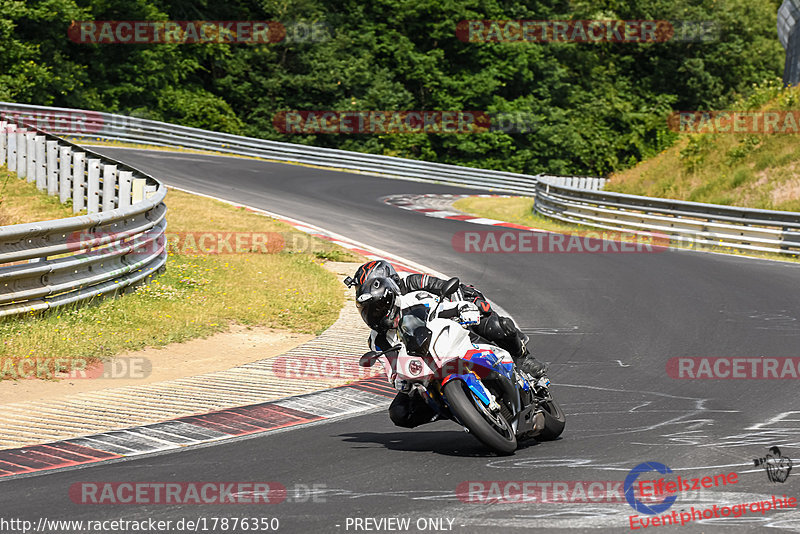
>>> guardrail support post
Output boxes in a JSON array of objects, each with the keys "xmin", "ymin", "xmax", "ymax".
[
  {"xmin": 16, "ymin": 130, "xmax": 26, "ymax": 178},
  {"xmin": 25, "ymin": 132, "xmax": 36, "ymax": 182},
  {"xmin": 46, "ymin": 140, "xmax": 59, "ymax": 196},
  {"xmin": 59, "ymin": 146, "xmax": 73, "ymax": 204},
  {"xmin": 0, "ymin": 109, "xmax": 168, "ymax": 318},
  {"xmin": 131, "ymin": 178, "xmax": 146, "ymax": 204},
  {"xmin": 35, "ymin": 136, "xmax": 46, "ymax": 190},
  {"xmin": 102, "ymin": 164, "xmax": 117, "ymax": 211},
  {"xmin": 7, "ymin": 123, "xmax": 17, "ymax": 169},
  {"xmin": 118, "ymin": 170, "xmax": 133, "ymax": 208},
  {"xmin": 0, "ymin": 121, "xmax": 6, "ymax": 163},
  {"xmin": 87, "ymin": 158, "xmax": 101, "ymax": 213},
  {"xmin": 72, "ymin": 152, "xmax": 86, "ymax": 213}
]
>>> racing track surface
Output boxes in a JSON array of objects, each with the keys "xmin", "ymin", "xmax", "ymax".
[{"xmin": 3, "ymin": 148, "xmax": 800, "ymax": 533}]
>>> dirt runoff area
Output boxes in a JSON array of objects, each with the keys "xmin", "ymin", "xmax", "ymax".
[{"xmin": 0, "ymin": 325, "xmax": 313, "ymax": 404}]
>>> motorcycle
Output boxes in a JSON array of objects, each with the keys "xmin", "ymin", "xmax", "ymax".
[{"xmin": 359, "ymin": 277, "xmax": 565, "ymax": 455}]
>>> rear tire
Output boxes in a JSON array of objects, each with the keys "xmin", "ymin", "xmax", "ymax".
[
  {"xmin": 536, "ymin": 398, "xmax": 566, "ymax": 441},
  {"xmin": 443, "ymin": 380, "xmax": 517, "ymax": 455}
]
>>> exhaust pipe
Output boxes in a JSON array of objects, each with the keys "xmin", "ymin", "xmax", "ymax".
[{"xmin": 530, "ymin": 412, "xmax": 546, "ymax": 436}]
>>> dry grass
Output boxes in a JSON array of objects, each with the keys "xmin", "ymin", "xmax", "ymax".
[
  {"xmin": 0, "ymin": 168, "xmax": 77, "ymax": 224},
  {"xmin": 606, "ymin": 84, "xmax": 800, "ymax": 212},
  {"xmin": 454, "ymin": 196, "xmax": 625, "ymax": 234},
  {"xmin": 0, "ymin": 174, "xmax": 363, "ymax": 377}
]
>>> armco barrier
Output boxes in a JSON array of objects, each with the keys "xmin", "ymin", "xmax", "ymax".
[
  {"xmin": 4, "ymin": 103, "xmax": 792, "ymax": 258},
  {"xmin": 0, "ymin": 117, "xmax": 167, "ymax": 318},
  {"xmin": 0, "ymin": 102, "xmax": 608, "ymax": 195},
  {"xmin": 534, "ymin": 176, "xmax": 800, "ymax": 255}
]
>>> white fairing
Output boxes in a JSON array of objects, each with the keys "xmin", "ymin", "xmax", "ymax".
[
  {"xmin": 370, "ymin": 290, "xmax": 511, "ymax": 385},
  {"xmin": 429, "ymin": 318, "xmax": 475, "ymax": 363}
]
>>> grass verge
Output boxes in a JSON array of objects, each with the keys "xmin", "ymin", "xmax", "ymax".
[
  {"xmin": 453, "ymin": 196, "xmax": 583, "ymax": 235},
  {"xmin": 606, "ymin": 82, "xmax": 800, "ymax": 212},
  {"xmin": 0, "ymin": 173, "xmax": 362, "ymax": 376},
  {"xmin": 453, "ymin": 196, "xmax": 800, "ymax": 263},
  {"xmin": 0, "ymin": 168, "xmax": 77, "ymax": 224}
]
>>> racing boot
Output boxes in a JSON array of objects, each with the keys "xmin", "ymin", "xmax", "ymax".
[
  {"xmin": 498, "ymin": 319, "xmax": 547, "ymax": 379},
  {"xmin": 515, "ymin": 347, "xmax": 547, "ymax": 379}
]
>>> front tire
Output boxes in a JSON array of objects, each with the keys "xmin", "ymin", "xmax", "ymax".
[{"xmin": 443, "ymin": 380, "xmax": 517, "ymax": 455}]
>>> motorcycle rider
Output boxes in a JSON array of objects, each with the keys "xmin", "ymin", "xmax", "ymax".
[
  {"xmin": 347, "ymin": 260, "xmax": 546, "ymax": 378},
  {"xmin": 349, "ymin": 261, "xmax": 547, "ymax": 429},
  {"xmin": 355, "ymin": 275, "xmax": 448, "ymax": 428}
]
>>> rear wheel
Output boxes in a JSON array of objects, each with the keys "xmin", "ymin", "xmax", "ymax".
[
  {"xmin": 536, "ymin": 398, "xmax": 566, "ymax": 441},
  {"xmin": 443, "ymin": 380, "xmax": 517, "ymax": 455}
]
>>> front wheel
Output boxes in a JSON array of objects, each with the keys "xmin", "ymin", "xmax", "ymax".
[{"xmin": 443, "ymin": 380, "xmax": 517, "ymax": 455}]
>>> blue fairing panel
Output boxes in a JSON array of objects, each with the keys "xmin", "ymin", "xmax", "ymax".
[
  {"xmin": 462, "ymin": 349, "xmax": 515, "ymax": 381},
  {"xmin": 442, "ymin": 373, "xmax": 491, "ymax": 406}
]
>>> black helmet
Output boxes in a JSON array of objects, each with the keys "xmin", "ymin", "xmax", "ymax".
[
  {"xmin": 351, "ymin": 260, "xmax": 400, "ymax": 291},
  {"xmin": 356, "ymin": 277, "xmax": 401, "ymax": 331}
]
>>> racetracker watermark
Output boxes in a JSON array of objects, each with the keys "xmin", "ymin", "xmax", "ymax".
[
  {"xmin": 0, "ymin": 357, "xmax": 151, "ymax": 380},
  {"xmin": 272, "ymin": 355, "xmax": 383, "ymax": 381},
  {"xmin": 1, "ymin": 110, "xmax": 104, "ymax": 134},
  {"xmin": 69, "ymin": 21, "xmax": 283, "ymax": 43},
  {"xmin": 666, "ymin": 357, "xmax": 800, "ymax": 379},
  {"xmin": 455, "ymin": 20, "xmax": 719, "ymax": 43},
  {"xmin": 456, "ymin": 481, "xmax": 626, "ymax": 503},
  {"xmin": 70, "ymin": 482, "xmax": 286, "ymax": 504},
  {"xmin": 67, "ymin": 21, "xmax": 330, "ymax": 44},
  {"xmin": 272, "ymin": 111, "xmax": 538, "ymax": 134},
  {"xmin": 2, "ymin": 518, "xmax": 280, "ymax": 533},
  {"xmin": 669, "ymin": 111, "xmax": 800, "ymax": 134},
  {"xmin": 66, "ymin": 231, "xmax": 287, "ymax": 256},
  {"xmin": 452, "ymin": 230, "xmax": 669, "ymax": 253}
]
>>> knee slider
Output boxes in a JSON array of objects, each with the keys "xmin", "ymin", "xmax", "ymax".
[
  {"xmin": 499, "ymin": 316, "xmax": 519, "ymax": 337},
  {"xmin": 480, "ymin": 314, "xmax": 505, "ymax": 339}
]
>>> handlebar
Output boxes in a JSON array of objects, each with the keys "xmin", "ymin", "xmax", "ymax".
[{"xmin": 436, "ymin": 307, "xmax": 460, "ymax": 319}]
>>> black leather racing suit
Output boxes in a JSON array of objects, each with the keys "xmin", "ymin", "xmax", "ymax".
[{"xmin": 399, "ymin": 274, "xmax": 529, "ymax": 360}]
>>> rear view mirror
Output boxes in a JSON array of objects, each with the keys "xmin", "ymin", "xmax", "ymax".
[
  {"xmin": 359, "ymin": 351, "xmax": 380, "ymax": 367},
  {"xmin": 440, "ymin": 277, "xmax": 460, "ymax": 298}
]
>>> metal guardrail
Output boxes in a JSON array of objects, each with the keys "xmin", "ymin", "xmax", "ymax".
[
  {"xmin": 534, "ymin": 176, "xmax": 800, "ymax": 255},
  {"xmin": 0, "ymin": 117, "xmax": 167, "ymax": 317},
  {"xmin": 0, "ymin": 102, "xmax": 608, "ymax": 195},
  {"xmin": 535, "ymin": 175, "xmax": 608, "ymax": 194},
  {"xmin": 4, "ymin": 103, "xmax": 792, "ymax": 259}
]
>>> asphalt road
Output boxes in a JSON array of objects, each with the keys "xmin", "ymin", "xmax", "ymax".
[{"xmin": 3, "ymin": 148, "xmax": 800, "ymax": 533}]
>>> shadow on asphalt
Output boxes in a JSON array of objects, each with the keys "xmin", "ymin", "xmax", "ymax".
[{"xmin": 338, "ymin": 427, "xmax": 543, "ymax": 457}]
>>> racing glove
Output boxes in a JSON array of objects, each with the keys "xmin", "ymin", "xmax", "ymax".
[{"xmin": 458, "ymin": 302, "xmax": 481, "ymax": 325}]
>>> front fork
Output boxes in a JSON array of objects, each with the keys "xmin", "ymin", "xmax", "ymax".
[
  {"xmin": 418, "ymin": 379, "xmax": 502, "ymax": 426},
  {"xmin": 417, "ymin": 384, "xmax": 449, "ymax": 420}
]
